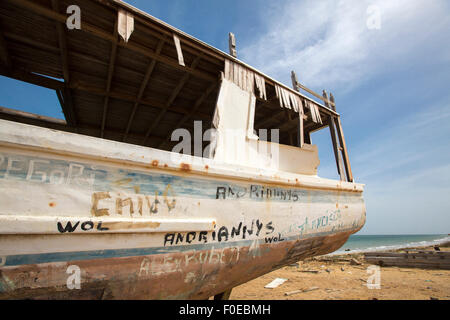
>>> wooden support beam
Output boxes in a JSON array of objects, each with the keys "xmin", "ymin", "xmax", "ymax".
[
  {"xmin": 142, "ymin": 55, "xmax": 203, "ymax": 145},
  {"xmin": 62, "ymin": 88, "xmax": 76, "ymax": 128},
  {"xmin": 52, "ymin": 0, "xmax": 69, "ymax": 83},
  {"xmin": 123, "ymin": 38, "xmax": 165, "ymax": 141},
  {"xmin": 100, "ymin": 18, "xmax": 119, "ymax": 138},
  {"xmin": 335, "ymin": 115, "xmax": 353, "ymax": 182},
  {"xmin": 291, "ymin": 70, "xmax": 335, "ymax": 109},
  {"xmin": 71, "ymin": 81, "xmax": 211, "ymax": 121},
  {"xmin": 281, "ymin": 109, "xmax": 305, "ymax": 147},
  {"xmin": 291, "ymin": 71, "xmax": 305, "ymax": 148},
  {"xmin": 0, "ymin": 27, "xmax": 12, "ymax": 70},
  {"xmin": 329, "ymin": 93, "xmax": 336, "ymax": 112},
  {"xmin": 0, "ymin": 105, "xmax": 67, "ymax": 126},
  {"xmin": 298, "ymin": 110, "xmax": 304, "ymax": 148},
  {"xmin": 7, "ymin": 0, "xmax": 217, "ymax": 83},
  {"xmin": 323, "ymin": 90, "xmax": 344, "ymax": 181},
  {"xmin": 214, "ymin": 289, "xmax": 232, "ymax": 300},
  {"xmin": 283, "ymin": 109, "xmax": 294, "ymax": 146},
  {"xmin": 4, "ymin": 31, "xmax": 59, "ymax": 54},
  {"xmin": 157, "ymin": 81, "xmax": 218, "ymax": 149},
  {"xmin": 56, "ymin": 88, "xmax": 65, "ymax": 111},
  {"xmin": 52, "ymin": 0, "xmax": 77, "ymax": 128},
  {"xmin": 0, "ymin": 66, "xmax": 64, "ymax": 90},
  {"xmin": 304, "ymin": 132, "xmax": 311, "ymax": 144},
  {"xmin": 291, "ymin": 71, "xmax": 298, "ymax": 94},
  {"xmin": 330, "ymin": 94, "xmax": 353, "ymax": 182},
  {"xmin": 285, "ymin": 116, "xmax": 324, "ymax": 135},
  {"xmin": 256, "ymin": 107, "xmax": 308, "ymax": 132},
  {"xmin": 3, "ymin": 30, "xmax": 149, "ymax": 81},
  {"xmin": 3, "ymin": 31, "xmax": 113, "ymax": 69},
  {"xmin": 328, "ymin": 115, "xmax": 345, "ymax": 181},
  {"xmin": 229, "ymin": 32, "xmax": 237, "ymax": 58}
]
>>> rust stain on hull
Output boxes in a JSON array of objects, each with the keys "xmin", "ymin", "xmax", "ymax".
[
  {"xmin": 151, "ymin": 160, "xmax": 159, "ymax": 167},
  {"xmin": 0, "ymin": 231, "xmax": 352, "ymax": 300},
  {"xmin": 180, "ymin": 163, "xmax": 191, "ymax": 172}
]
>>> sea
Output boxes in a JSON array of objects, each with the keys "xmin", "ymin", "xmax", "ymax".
[{"xmin": 327, "ymin": 234, "xmax": 450, "ymax": 256}]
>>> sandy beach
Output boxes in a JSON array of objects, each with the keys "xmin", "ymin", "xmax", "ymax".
[{"xmin": 230, "ymin": 244, "xmax": 450, "ymax": 300}]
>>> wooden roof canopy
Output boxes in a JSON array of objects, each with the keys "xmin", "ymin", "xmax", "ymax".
[{"xmin": 0, "ymin": 0, "xmax": 340, "ymax": 152}]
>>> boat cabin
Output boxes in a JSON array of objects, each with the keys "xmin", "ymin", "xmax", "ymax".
[{"xmin": 0, "ymin": 0, "xmax": 353, "ymax": 182}]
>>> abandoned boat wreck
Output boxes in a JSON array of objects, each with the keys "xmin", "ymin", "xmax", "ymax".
[{"xmin": 0, "ymin": 0, "xmax": 365, "ymax": 299}]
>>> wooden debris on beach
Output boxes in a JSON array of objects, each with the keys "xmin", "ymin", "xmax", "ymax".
[
  {"xmin": 298, "ymin": 270, "xmax": 319, "ymax": 274},
  {"xmin": 284, "ymin": 287, "xmax": 319, "ymax": 296},
  {"xmin": 350, "ymin": 258, "xmax": 362, "ymax": 265},
  {"xmin": 364, "ymin": 251, "xmax": 450, "ymax": 270},
  {"xmin": 316, "ymin": 258, "xmax": 351, "ymax": 263},
  {"xmin": 284, "ymin": 289, "xmax": 302, "ymax": 296}
]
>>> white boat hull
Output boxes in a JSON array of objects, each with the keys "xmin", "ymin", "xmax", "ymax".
[{"xmin": 0, "ymin": 120, "xmax": 365, "ymax": 299}]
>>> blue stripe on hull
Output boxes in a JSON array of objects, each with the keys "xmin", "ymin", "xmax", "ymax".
[{"xmin": 1, "ymin": 228, "xmax": 355, "ymax": 267}]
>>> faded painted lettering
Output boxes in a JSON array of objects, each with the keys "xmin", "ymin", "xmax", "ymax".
[
  {"xmin": 163, "ymin": 219, "xmax": 275, "ymax": 246},
  {"xmin": 216, "ymin": 185, "xmax": 300, "ymax": 202}
]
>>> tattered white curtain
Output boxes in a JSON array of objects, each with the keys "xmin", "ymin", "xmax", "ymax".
[
  {"xmin": 118, "ymin": 9, "xmax": 134, "ymax": 43},
  {"xmin": 275, "ymin": 84, "xmax": 321, "ymax": 124},
  {"xmin": 307, "ymin": 100, "xmax": 322, "ymax": 124},
  {"xmin": 224, "ymin": 60, "xmax": 266, "ymax": 100},
  {"xmin": 274, "ymin": 84, "xmax": 301, "ymax": 113},
  {"xmin": 224, "ymin": 59, "xmax": 322, "ymax": 124}
]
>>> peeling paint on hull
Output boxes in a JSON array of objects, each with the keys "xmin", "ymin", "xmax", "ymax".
[
  {"xmin": 0, "ymin": 120, "xmax": 366, "ymax": 299},
  {"xmin": 0, "ymin": 231, "xmax": 352, "ymax": 300}
]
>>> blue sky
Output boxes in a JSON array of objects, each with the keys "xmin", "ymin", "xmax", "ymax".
[{"xmin": 1, "ymin": 0, "xmax": 449, "ymax": 235}]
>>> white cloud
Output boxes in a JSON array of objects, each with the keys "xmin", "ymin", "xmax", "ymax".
[
  {"xmin": 352, "ymin": 101, "xmax": 450, "ymax": 181},
  {"xmin": 352, "ymin": 100, "xmax": 450, "ymax": 234},
  {"xmin": 240, "ymin": 0, "xmax": 450, "ymax": 92}
]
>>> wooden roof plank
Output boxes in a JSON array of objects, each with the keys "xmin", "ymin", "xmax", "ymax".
[
  {"xmin": 7, "ymin": 0, "xmax": 217, "ymax": 83},
  {"xmin": 158, "ymin": 81, "xmax": 218, "ymax": 149},
  {"xmin": 71, "ymin": 81, "xmax": 211, "ymax": 121},
  {"xmin": 51, "ymin": 0, "xmax": 77, "ymax": 127},
  {"xmin": 323, "ymin": 90, "xmax": 345, "ymax": 181},
  {"xmin": 0, "ymin": 26, "xmax": 12, "ymax": 70},
  {"xmin": 100, "ymin": 18, "xmax": 119, "ymax": 138},
  {"xmin": 123, "ymin": 37, "xmax": 165, "ymax": 141},
  {"xmin": 333, "ymin": 95, "xmax": 353, "ymax": 183},
  {"xmin": 142, "ymin": 55, "xmax": 203, "ymax": 144},
  {"xmin": 0, "ymin": 66, "xmax": 63, "ymax": 90}
]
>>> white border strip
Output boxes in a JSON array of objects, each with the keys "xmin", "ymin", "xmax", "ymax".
[{"xmin": 0, "ymin": 215, "xmax": 216, "ymax": 235}]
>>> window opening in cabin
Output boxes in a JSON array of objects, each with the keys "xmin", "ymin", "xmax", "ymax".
[
  {"xmin": 0, "ymin": 76, "xmax": 66, "ymax": 128},
  {"xmin": 252, "ymin": 83, "xmax": 307, "ymax": 148}
]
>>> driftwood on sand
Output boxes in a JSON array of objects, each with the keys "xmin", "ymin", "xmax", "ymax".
[{"xmin": 364, "ymin": 251, "xmax": 450, "ymax": 270}]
